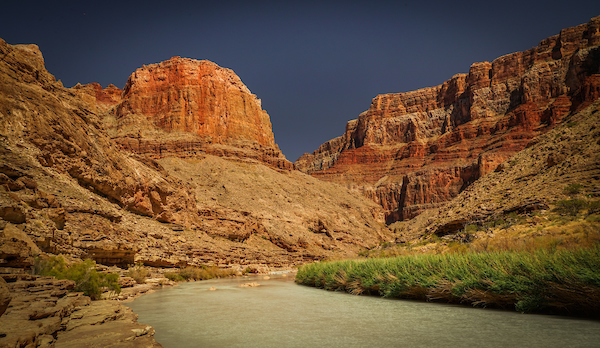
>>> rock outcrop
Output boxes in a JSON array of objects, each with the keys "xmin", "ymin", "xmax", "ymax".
[
  {"xmin": 0, "ymin": 37, "xmax": 390, "ymax": 272},
  {"xmin": 109, "ymin": 57, "xmax": 293, "ymax": 170},
  {"xmin": 297, "ymin": 15, "xmax": 600, "ymax": 222},
  {"xmin": 397, "ymin": 99, "xmax": 600, "ymax": 241},
  {"xmin": 72, "ymin": 82, "xmax": 122, "ymax": 114},
  {"xmin": 0, "ymin": 39, "xmax": 198, "ymax": 226},
  {"xmin": 0, "ymin": 274, "xmax": 161, "ymax": 347}
]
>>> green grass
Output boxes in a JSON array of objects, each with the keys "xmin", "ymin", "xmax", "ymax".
[{"xmin": 295, "ymin": 246, "xmax": 600, "ymax": 317}]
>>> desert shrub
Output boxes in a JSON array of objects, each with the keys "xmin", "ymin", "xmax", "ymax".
[
  {"xmin": 554, "ymin": 199, "xmax": 588, "ymax": 216},
  {"xmin": 380, "ymin": 241, "xmax": 394, "ymax": 249},
  {"xmin": 586, "ymin": 214, "xmax": 600, "ymax": 223},
  {"xmin": 126, "ymin": 262, "xmax": 150, "ymax": 284},
  {"xmin": 587, "ymin": 200, "xmax": 600, "ymax": 215},
  {"xmin": 464, "ymin": 224, "xmax": 480, "ymax": 234},
  {"xmin": 564, "ymin": 183, "xmax": 583, "ymax": 195},
  {"xmin": 34, "ymin": 256, "xmax": 120, "ymax": 300},
  {"xmin": 163, "ymin": 272, "xmax": 184, "ymax": 282}
]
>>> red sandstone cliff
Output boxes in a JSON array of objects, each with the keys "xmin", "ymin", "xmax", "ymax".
[
  {"xmin": 109, "ymin": 57, "xmax": 293, "ymax": 170},
  {"xmin": 296, "ymin": 15, "xmax": 600, "ymax": 222}
]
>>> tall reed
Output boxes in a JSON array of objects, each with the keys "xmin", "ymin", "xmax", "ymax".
[{"xmin": 296, "ymin": 246, "xmax": 600, "ymax": 317}]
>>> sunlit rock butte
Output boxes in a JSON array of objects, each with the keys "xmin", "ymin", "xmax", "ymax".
[{"xmin": 106, "ymin": 57, "xmax": 293, "ymax": 170}]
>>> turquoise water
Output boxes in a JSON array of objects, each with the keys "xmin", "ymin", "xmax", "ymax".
[{"xmin": 126, "ymin": 275, "xmax": 600, "ymax": 348}]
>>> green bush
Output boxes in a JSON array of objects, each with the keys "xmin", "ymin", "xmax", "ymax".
[
  {"xmin": 127, "ymin": 263, "xmax": 150, "ymax": 284},
  {"xmin": 564, "ymin": 183, "xmax": 583, "ymax": 195},
  {"xmin": 34, "ymin": 256, "xmax": 121, "ymax": 300},
  {"xmin": 464, "ymin": 224, "xmax": 480, "ymax": 234},
  {"xmin": 588, "ymin": 201, "xmax": 600, "ymax": 215},
  {"xmin": 163, "ymin": 265, "xmax": 234, "ymax": 282},
  {"xmin": 586, "ymin": 215, "xmax": 600, "ymax": 223},
  {"xmin": 164, "ymin": 272, "xmax": 185, "ymax": 282},
  {"xmin": 554, "ymin": 199, "xmax": 589, "ymax": 216}
]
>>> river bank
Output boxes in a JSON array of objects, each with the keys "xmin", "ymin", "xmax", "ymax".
[
  {"xmin": 295, "ymin": 246, "xmax": 600, "ymax": 318},
  {"xmin": 0, "ymin": 272, "xmax": 164, "ymax": 348}
]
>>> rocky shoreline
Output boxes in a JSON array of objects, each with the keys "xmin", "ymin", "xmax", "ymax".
[
  {"xmin": 0, "ymin": 272, "xmax": 165, "ymax": 348},
  {"xmin": 0, "ymin": 267, "xmax": 297, "ymax": 348}
]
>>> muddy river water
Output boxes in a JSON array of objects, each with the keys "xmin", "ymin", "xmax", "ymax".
[{"xmin": 126, "ymin": 275, "xmax": 600, "ymax": 347}]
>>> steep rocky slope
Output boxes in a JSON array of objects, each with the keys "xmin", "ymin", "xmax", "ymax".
[
  {"xmin": 297, "ymin": 15, "xmax": 600, "ymax": 223},
  {"xmin": 389, "ymin": 98, "xmax": 600, "ymax": 250},
  {"xmin": 0, "ymin": 38, "xmax": 390, "ymax": 273}
]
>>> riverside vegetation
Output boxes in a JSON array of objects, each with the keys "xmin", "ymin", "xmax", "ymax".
[
  {"xmin": 296, "ymin": 196, "xmax": 600, "ymax": 317},
  {"xmin": 163, "ymin": 265, "xmax": 239, "ymax": 282},
  {"xmin": 35, "ymin": 257, "xmax": 239, "ymax": 295},
  {"xmin": 34, "ymin": 256, "xmax": 121, "ymax": 300},
  {"xmin": 295, "ymin": 246, "xmax": 600, "ymax": 316}
]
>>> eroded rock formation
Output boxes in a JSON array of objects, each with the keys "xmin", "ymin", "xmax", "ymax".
[
  {"xmin": 109, "ymin": 57, "xmax": 293, "ymax": 170},
  {"xmin": 397, "ymin": 99, "xmax": 600, "ymax": 241},
  {"xmin": 0, "ymin": 37, "xmax": 389, "ymax": 272},
  {"xmin": 297, "ymin": 15, "xmax": 600, "ymax": 222},
  {"xmin": 0, "ymin": 274, "xmax": 161, "ymax": 347}
]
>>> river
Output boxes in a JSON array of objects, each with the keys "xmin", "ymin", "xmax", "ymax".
[{"xmin": 126, "ymin": 275, "xmax": 600, "ymax": 347}]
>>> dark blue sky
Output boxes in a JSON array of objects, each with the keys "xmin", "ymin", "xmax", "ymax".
[{"xmin": 2, "ymin": 1, "xmax": 599, "ymax": 161}]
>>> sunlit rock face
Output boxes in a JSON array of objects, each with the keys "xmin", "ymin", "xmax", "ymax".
[
  {"xmin": 297, "ymin": 15, "xmax": 600, "ymax": 222},
  {"xmin": 111, "ymin": 57, "xmax": 293, "ymax": 170},
  {"xmin": 0, "ymin": 38, "xmax": 390, "ymax": 269}
]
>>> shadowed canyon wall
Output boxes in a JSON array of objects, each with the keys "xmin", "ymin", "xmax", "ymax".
[{"xmin": 296, "ymin": 15, "xmax": 600, "ymax": 222}]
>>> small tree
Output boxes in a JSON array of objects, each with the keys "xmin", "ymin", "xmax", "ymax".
[{"xmin": 564, "ymin": 184, "xmax": 583, "ymax": 195}]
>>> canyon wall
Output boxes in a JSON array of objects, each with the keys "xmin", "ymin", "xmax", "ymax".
[
  {"xmin": 0, "ymin": 38, "xmax": 389, "ymax": 271},
  {"xmin": 109, "ymin": 57, "xmax": 293, "ymax": 170},
  {"xmin": 296, "ymin": 15, "xmax": 600, "ymax": 222}
]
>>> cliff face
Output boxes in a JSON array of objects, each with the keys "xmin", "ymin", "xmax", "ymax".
[
  {"xmin": 398, "ymin": 99, "xmax": 600, "ymax": 242},
  {"xmin": 0, "ymin": 39, "xmax": 389, "ymax": 271},
  {"xmin": 109, "ymin": 57, "xmax": 293, "ymax": 170},
  {"xmin": 297, "ymin": 15, "xmax": 600, "ymax": 222}
]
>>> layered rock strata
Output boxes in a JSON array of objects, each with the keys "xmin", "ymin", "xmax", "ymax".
[
  {"xmin": 0, "ymin": 274, "xmax": 161, "ymax": 347},
  {"xmin": 72, "ymin": 82, "xmax": 123, "ymax": 114},
  {"xmin": 397, "ymin": 99, "xmax": 600, "ymax": 241},
  {"xmin": 0, "ymin": 37, "xmax": 389, "ymax": 272},
  {"xmin": 297, "ymin": 15, "xmax": 600, "ymax": 222},
  {"xmin": 110, "ymin": 57, "xmax": 293, "ymax": 170}
]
